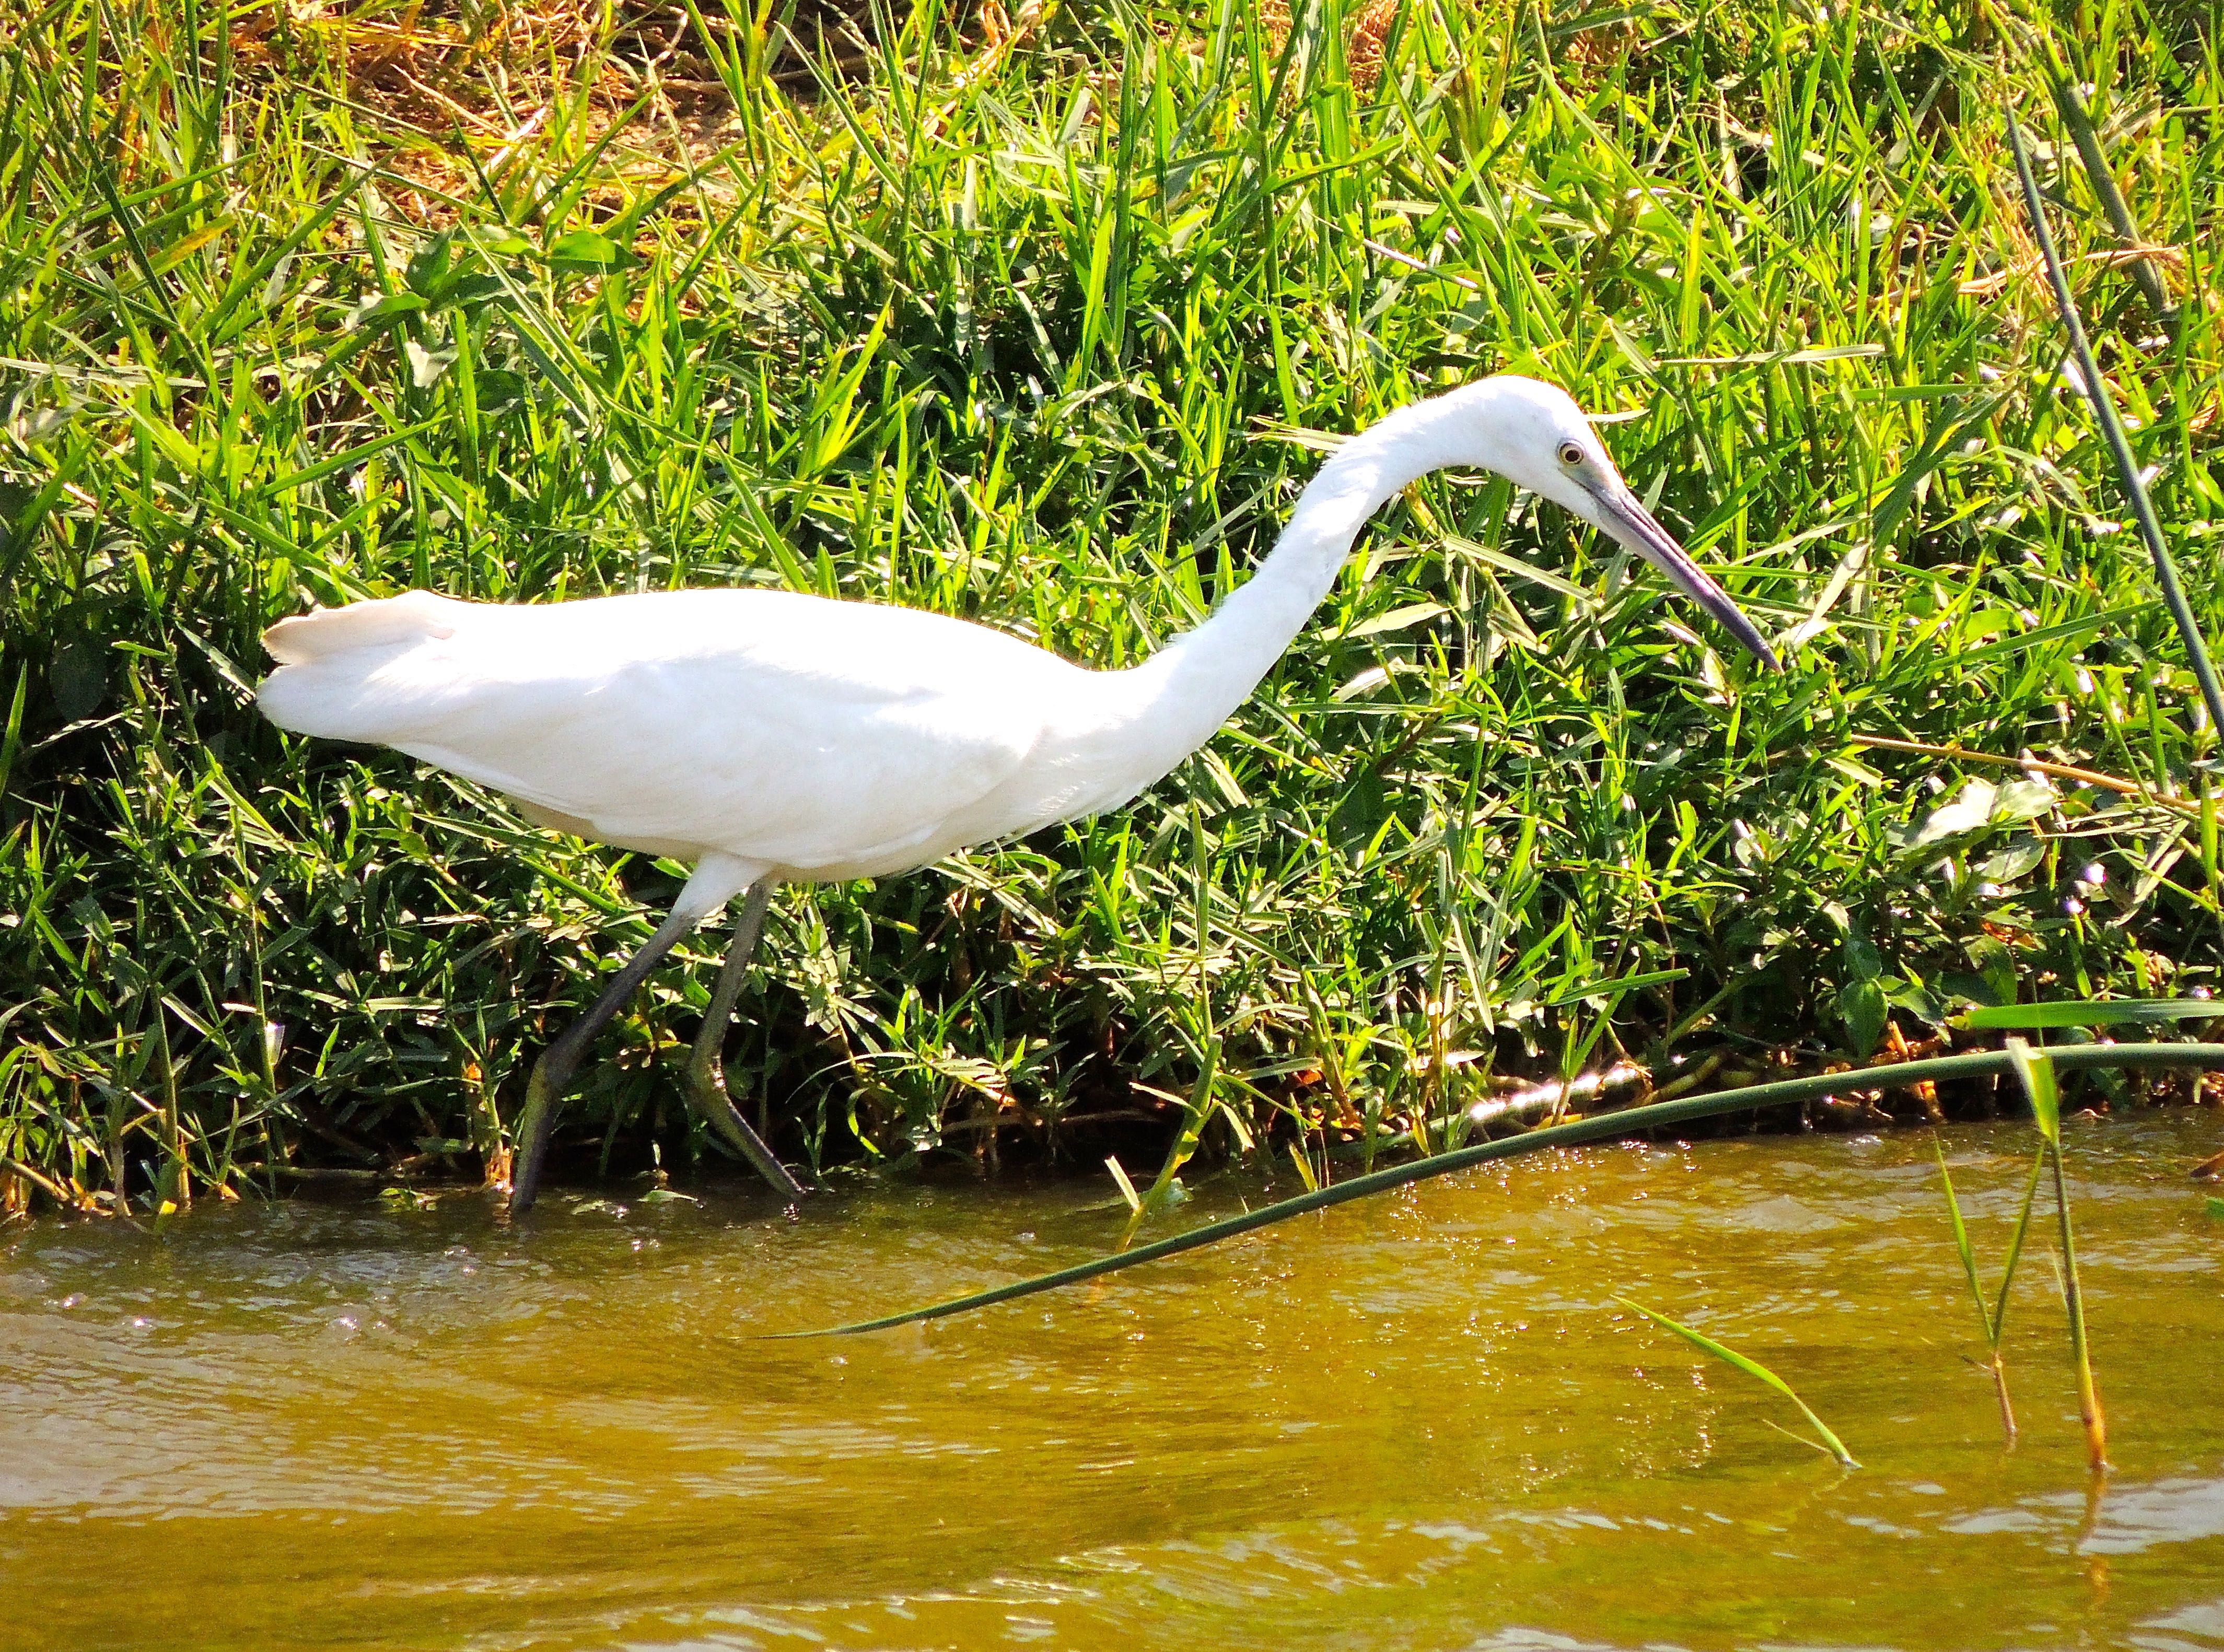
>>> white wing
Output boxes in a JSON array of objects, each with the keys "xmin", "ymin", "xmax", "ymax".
[{"xmin": 258, "ymin": 588, "xmax": 1084, "ymax": 875}]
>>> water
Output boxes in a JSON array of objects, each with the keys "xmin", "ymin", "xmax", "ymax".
[{"xmin": 4, "ymin": 1114, "xmax": 2222, "ymax": 1651}]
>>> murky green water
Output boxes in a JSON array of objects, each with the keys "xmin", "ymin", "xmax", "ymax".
[{"xmin": 5, "ymin": 1114, "xmax": 2222, "ymax": 1652}]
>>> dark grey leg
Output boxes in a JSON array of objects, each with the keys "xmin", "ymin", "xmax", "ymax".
[
  {"xmin": 508, "ymin": 907, "xmax": 700, "ymax": 1216},
  {"xmin": 682, "ymin": 880, "xmax": 806, "ymax": 1202}
]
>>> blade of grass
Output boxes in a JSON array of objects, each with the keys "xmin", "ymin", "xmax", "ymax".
[
  {"xmin": 2008, "ymin": 1036, "xmax": 2062, "ymax": 1144},
  {"xmin": 1936, "ymin": 1138, "xmax": 1990, "ymax": 1330},
  {"xmin": 1104, "ymin": 1153, "xmax": 1143, "ymax": 1214},
  {"xmin": 1935, "ymin": 1134, "xmax": 2040, "ymax": 1444},
  {"xmin": 1990, "ymin": 1150, "xmax": 2048, "ymax": 1349},
  {"xmin": 1613, "ymin": 1295, "xmax": 1858, "ymax": 1468}
]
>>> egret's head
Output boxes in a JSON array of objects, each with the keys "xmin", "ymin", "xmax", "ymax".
[{"xmin": 1462, "ymin": 376, "xmax": 1780, "ymax": 670}]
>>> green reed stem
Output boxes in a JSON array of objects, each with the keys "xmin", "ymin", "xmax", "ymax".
[
  {"xmin": 2006, "ymin": 1038, "xmax": 2109, "ymax": 1473},
  {"xmin": 776, "ymin": 1042, "xmax": 2224, "ymax": 1337},
  {"xmin": 2045, "ymin": 66, "xmax": 2178, "ymax": 341},
  {"xmin": 2006, "ymin": 113, "xmax": 2224, "ymax": 746}
]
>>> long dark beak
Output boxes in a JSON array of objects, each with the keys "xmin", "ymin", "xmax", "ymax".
[{"xmin": 1595, "ymin": 487, "xmax": 1781, "ymax": 671}]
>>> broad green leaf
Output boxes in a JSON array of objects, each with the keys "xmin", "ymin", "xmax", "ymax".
[
  {"xmin": 546, "ymin": 229, "xmax": 628, "ymax": 267},
  {"xmin": 1977, "ymin": 840, "xmax": 2046, "ymax": 884},
  {"xmin": 1839, "ymin": 976, "xmax": 1888, "ymax": 1057},
  {"xmin": 1900, "ymin": 777, "xmax": 2058, "ymax": 855},
  {"xmin": 403, "ymin": 339, "xmax": 456, "ymax": 389}
]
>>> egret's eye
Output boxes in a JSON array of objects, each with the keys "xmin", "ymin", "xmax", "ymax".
[{"xmin": 1557, "ymin": 441, "xmax": 1586, "ymax": 468}]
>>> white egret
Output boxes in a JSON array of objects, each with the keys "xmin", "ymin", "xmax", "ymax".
[{"xmin": 258, "ymin": 374, "xmax": 1778, "ymax": 1212}]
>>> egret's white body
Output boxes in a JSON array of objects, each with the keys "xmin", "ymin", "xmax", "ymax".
[
  {"xmin": 266, "ymin": 587, "xmax": 1161, "ymax": 894},
  {"xmin": 260, "ymin": 376, "xmax": 1775, "ymax": 1210}
]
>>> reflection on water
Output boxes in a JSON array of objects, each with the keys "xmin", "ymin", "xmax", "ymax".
[{"xmin": 3, "ymin": 1115, "xmax": 2220, "ymax": 1651}]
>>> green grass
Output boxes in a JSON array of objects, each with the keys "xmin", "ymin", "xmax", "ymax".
[
  {"xmin": 1935, "ymin": 1129, "xmax": 2044, "ymax": 1444},
  {"xmin": 1615, "ymin": 1294, "xmax": 1858, "ymax": 1468},
  {"xmin": 4, "ymin": 0, "xmax": 2223, "ymax": 1211}
]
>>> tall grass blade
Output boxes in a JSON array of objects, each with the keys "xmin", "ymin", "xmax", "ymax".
[
  {"xmin": 1104, "ymin": 1154, "xmax": 1143, "ymax": 1214},
  {"xmin": 1935, "ymin": 1136, "xmax": 2039, "ymax": 1444},
  {"xmin": 773, "ymin": 1044, "xmax": 2224, "ymax": 1337},
  {"xmin": 0, "ymin": 666, "xmax": 25, "ymax": 799},
  {"xmin": 1614, "ymin": 1296, "xmax": 1858, "ymax": 1469},
  {"xmin": 1935, "ymin": 1140, "xmax": 1990, "ymax": 1330},
  {"xmin": 1991, "ymin": 1151, "xmax": 2048, "ymax": 1344},
  {"xmin": 2005, "ymin": 113, "xmax": 2224, "ymax": 746}
]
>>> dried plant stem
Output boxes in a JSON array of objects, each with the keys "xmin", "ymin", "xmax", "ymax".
[{"xmin": 1848, "ymin": 735, "xmax": 2197, "ymax": 816}]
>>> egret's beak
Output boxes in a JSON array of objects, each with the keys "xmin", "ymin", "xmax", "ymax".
[{"xmin": 1593, "ymin": 486, "xmax": 1781, "ymax": 671}]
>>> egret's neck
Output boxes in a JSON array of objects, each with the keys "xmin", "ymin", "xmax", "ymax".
[{"xmin": 1117, "ymin": 389, "xmax": 1485, "ymax": 767}]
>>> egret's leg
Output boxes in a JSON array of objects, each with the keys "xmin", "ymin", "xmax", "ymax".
[
  {"xmin": 508, "ymin": 906, "xmax": 701, "ymax": 1216},
  {"xmin": 682, "ymin": 880, "xmax": 806, "ymax": 1201}
]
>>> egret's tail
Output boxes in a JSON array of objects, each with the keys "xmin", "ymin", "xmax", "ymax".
[
  {"xmin": 258, "ymin": 590, "xmax": 468, "ymax": 739},
  {"xmin": 261, "ymin": 589, "xmax": 462, "ymax": 666}
]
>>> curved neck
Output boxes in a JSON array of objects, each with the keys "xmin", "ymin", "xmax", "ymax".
[{"xmin": 1117, "ymin": 388, "xmax": 1486, "ymax": 766}]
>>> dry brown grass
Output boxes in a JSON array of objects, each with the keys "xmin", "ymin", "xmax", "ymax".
[{"xmin": 1255, "ymin": 0, "xmax": 1408, "ymax": 96}]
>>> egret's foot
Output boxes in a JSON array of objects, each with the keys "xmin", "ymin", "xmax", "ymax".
[
  {"xmin": 675, "ymin": 878, "xmax": 804, "ymax": 1203},
  {"xmin": 508, "ymin": 1058, "xmax": 565, "ymax": 1216},
  {"xmin": 682, "ymin": 1051, "xmax": 806, "ymax": 1203}
]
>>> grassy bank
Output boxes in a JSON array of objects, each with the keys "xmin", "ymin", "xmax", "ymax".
[{"xmin": 3, "ymin": 0, "xmax": 2220, "ymax": 1212}]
